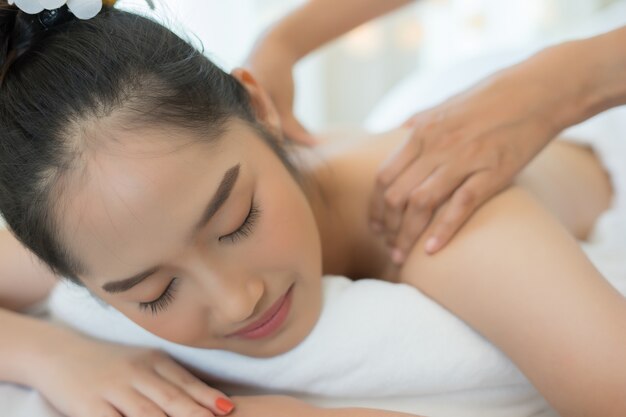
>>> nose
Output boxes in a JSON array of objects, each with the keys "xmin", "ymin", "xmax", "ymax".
[{"xmin": 208, "ymin": 273, "xmax": 265, "ymax": 326}]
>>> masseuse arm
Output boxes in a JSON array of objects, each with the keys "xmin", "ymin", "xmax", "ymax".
[
  {"xmin": 245, "ymin": 0, "xmax": 413, "ymax": 144},
  {"xmin": 400, "ymin": 186, "xmax": 626, "ymax": 417},
  {"xmin": 373, "ymin": 25, "xmax": 626, "ymax": 259}
]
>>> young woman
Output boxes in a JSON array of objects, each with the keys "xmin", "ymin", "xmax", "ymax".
[{"xmin": 0, "ymin": 3, "xmax": 625, "ymax": 417}]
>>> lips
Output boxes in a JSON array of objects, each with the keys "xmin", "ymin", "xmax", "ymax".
[{"xmin": 225, "ymin": 284, "xmax": 293, "ymax": 339}]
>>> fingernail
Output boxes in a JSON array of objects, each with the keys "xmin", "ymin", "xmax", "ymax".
[
  {"xmin": 215, "ymin": 397, "xmax": 235, "ymax": 414},
  {"xmin": 371, "ymin": 221, "xmax": 383, "ymax": 232},
  {"xmin": 425, "ymin": 237, "xmax": 439, "ymax": 254},
  {"xmin": 391, "ymin": 248, "xmax": 404, "ymax": 264}
]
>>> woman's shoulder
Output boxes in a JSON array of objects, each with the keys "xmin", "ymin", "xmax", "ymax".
[
  {"xmin": 312, "ymin": 126, "xmax": 409, "ymax": 162},
  {"xmin": 397, "ymin": 185, "xmax": 570, "ymax": 285},
  {"xmin": 396, "ymin": 184, "xmax": 626, "ymax": 416},
  {"xmin": 307, "ymin": 126, "xmax": 411, "ymax": 199}
]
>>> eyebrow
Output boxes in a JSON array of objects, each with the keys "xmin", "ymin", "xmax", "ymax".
[{"xmin": 101, "ymin": 163, "xmax": 241, "ymax": 294}]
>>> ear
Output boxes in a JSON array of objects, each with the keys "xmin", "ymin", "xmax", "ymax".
[{"xmin": 231, "ymin": 68, "xmax": 283, "ymax": 138}]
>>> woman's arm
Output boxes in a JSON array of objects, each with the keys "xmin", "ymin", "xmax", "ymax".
[
  {"xmin": 399, "ymin": 186, "xmax": 626, "ymax": 417},
  {"xmin": 229, "ymin": 395, "xmax": 421, "ymax": 417},
  {"xmin": 0, "ymin": 306, "xmax": 71, "ymax": 385},
  {"xmin": 1, "ymin": 305, "xmax": 240, "ymax": 417},
  {"xmin": 0, "ymin": 230, "xmax": 238, "ymax": 416},
  {"xmin": 0, "ymin": 229, "xmax": 57, "ymax": 311}
]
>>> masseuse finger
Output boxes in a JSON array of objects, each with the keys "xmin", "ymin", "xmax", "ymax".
[
  {"xmin": 390, "ymin": 164, "xmax": 472, "ymax": 263},
  {"xmin": 381, "ymin": 158, "xmax": 440, "ymax": 246},
  {"xmin": 153, "ymin": 359, "xmax": 234, "ymax": 415},
  {"xmin": 370, "ymin": 133, "xmax": 421, "ymax": 232},
  {"xmin": 423, "ymin": 172, "xmax": 496, "ymax": 254}
]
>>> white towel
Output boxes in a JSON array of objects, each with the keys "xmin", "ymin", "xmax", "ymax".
[{"xmin": 49, "ymin": 276, "xmax": 530, "ymax": 398}]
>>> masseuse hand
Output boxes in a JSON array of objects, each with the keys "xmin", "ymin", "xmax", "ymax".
[
  {"xmin": 370, "ymin": 69, "xmax": 560, "ymax": 262},
  {"xmin": 34, "ymin": 334, "xmax": 235, "ymax": 417},
  {"xmin": 245, "ymin": 37, "xmax": 317, "ymax": 146}
]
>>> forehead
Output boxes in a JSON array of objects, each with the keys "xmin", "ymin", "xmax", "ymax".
[{"xmin": 61, "ymin": 123, "xmax": 260, "ymax": 281}]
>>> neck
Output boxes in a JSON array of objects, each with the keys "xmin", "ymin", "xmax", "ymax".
[
  {"xmin": 292, "ymin": 146, "xmax": 354, "ymax": 277},
  {"xmin": 288, "ymin": 133, "xmax": 395, "ymax": 280}
]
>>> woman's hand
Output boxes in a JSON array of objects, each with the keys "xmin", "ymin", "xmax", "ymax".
[
  {"xmin": 33, "ymin": 334, "xmax": 235, "ymax": 417},
  {"xmin": 245, "ymin": 36, "xmax": 317, "ymax": 146},
  {"xmin": 369, "ymin": 71, "xmax": 560, "ymax": 262}
]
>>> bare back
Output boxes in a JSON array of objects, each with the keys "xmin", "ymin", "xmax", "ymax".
[
  {"xmin": 310, "ymin": 128, "xmax": 626, "ymax": 416},
  {"xmin": 312, "ymin": 127, "xmax": 613, "ymax": 279}
]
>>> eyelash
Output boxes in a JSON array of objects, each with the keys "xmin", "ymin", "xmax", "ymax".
[
  {"xmin": 218, "ymin": 199, "xmax": 260, "ymax": 244},
  {"xmin": 139, "ymin": 200, "xmax": 261, "ymax": 315},
  {"xmin": 139, "ymin": 277, "xmax": 178, "ymax": 315}
]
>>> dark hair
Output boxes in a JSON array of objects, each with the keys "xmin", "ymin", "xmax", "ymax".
[{"xmin": 0, "ymin": 3, "xmax": 296, "ymax": 284}]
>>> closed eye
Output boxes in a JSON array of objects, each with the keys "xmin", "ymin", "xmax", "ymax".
[
  {"xmin": 219, "ymin": 198, "xmax": 260, "ymax": 244},
  {"xmin": 138, "ymin": 199, "xmax": 259, "ymax": 315},
  {"xmin": 138, "ymin": 277, "xmax": 178, "ymax": 315}
]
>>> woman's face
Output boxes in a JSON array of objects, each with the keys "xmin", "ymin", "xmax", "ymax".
[{"xmin": 61, "ymin": 115, "xmax": 323, "ymax": 357}]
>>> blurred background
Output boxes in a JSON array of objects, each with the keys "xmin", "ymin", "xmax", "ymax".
[{"xmin": 116, "ymin": 0, "xmax": 625, "ymax": 132}]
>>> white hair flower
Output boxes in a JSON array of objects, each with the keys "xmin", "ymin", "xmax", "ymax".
[{"xmin": 8, "ymin": 0, "xmax": 104, "ymax": 19}]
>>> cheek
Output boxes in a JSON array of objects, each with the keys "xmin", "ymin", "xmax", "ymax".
[
  {"xmin": 115, "ymin": 298, "xmax": 211, "ymax": 346},
  {"xmin": 251, "ymin": 180, "xmax": 321, "ymax": 273}
]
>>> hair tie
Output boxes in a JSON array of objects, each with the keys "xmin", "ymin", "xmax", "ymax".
[
  {"xmin": 8, "ymin": 0, "xmax": 155, "ymax": 21},
  {"xmin": 1, "ymin": 0, "xmax": 155, "ymax": 86},
  {"xmin": 9, "ymin": 1, "xmax": 101, "ymax": 19},
  {"xmin": 37, "ymin": 4, "xmax": 73, "ymax": 29}
]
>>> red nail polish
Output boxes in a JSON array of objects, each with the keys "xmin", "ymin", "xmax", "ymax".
[{"xmin": 215, "ymin": 397, "xmax": 235, "ymax": 414}]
